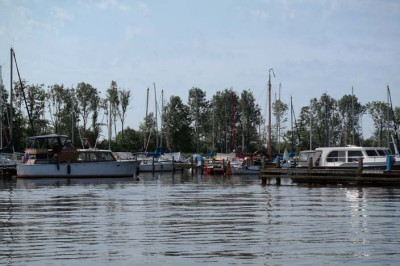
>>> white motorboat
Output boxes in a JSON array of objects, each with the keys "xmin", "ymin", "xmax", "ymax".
[
  {"xmin": 138, "ymin": 158, "xmax": 174, "ymax": 172},
  {"xmin": 297, "ymin": 145, "xmax": 395, "ymax": 169},
  {"xmin": 17, "ymin": 134, "xmax": 139, "ymax": 178},
  {"xmin": 230, "ymin": 164, "xmax": 260, "ymax": 175}
]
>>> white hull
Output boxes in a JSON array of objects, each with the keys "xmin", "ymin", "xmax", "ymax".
[
  {"xmin": 17, "ymin": 161, "xmax": 139, "ymax": 178},
  {"xmin": 230, "ymin": 165, "xmax": 260, "ymax": 175},
  {"xmin": 139, "ymin": 160, "xmax": 174, "ymax": 172}
]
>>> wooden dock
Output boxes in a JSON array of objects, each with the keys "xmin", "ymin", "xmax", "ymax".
[{"xmin": 260, "ymin": 167, "xmax": 400, "ymax": 185}]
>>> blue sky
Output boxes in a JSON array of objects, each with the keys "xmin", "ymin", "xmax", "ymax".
[{"xmin": 0, "ymin": 0, "xmax": 399, "ymax": 139}]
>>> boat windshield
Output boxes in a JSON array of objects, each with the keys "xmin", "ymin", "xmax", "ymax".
[
  {"xmin": 78, "ymin": 151, "xmax": 115, "ymax": 162},
  {"xmin": 376, "ymin": 149, "xmax": 387, "ymax": 156},
  {"xmin": 366, "ymin": 150, "xmax": 378, "ymax": 156}
]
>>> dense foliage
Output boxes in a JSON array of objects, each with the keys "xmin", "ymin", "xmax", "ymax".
[{"xmin": 1, "ymin": 79, "xmax": 399, "ymax": 155}]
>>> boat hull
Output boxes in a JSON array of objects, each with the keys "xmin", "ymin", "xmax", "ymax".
[
  {"xmin": 230, "ymin": 165, "xmax": 260, "ymax": 175},
  {"xmin": 17, "ymin": 161, "xmax": 139, "ymax": 178},
  {"xmin": 138, "ymin": 161, "xmax": 174, "ymax": 172}
]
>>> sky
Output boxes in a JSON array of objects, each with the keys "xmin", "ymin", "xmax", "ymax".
[{"xmin": 0, "ymin": 0, "xmax": 399, "ymax": 139}]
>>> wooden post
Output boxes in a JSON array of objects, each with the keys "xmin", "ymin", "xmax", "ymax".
[
  {"xmin": 276, "ymin": 156, "xmax": 281, "ymax": 168},
  {"xmin": 152, "ymin": 157, "xmax": 155, "ymax": 174},
  {"xmin": 172, "ymin": 156, "xmax": 175, "ymax": 173},
  {"xmin": 358, "ymin": 157, "xmax": 363, "ymax": 174},
  {"xmin": 308, "ymin": 157, "xmax": 313, "ymax": 169},
  {"xmin": 191, "ymin": 157, "xmax": 194, "ymax": 176}
]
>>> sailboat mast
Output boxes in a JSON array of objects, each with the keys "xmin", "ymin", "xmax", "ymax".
[
  {"xmin": 232, "ymin": 92, "xmax": 236, "ymax": 151},
  {"xmin": 144, "ymin": 87, "xmax": 149, "ymax": 150},
  {"xmin": 0, "ymin": 65, "xmax": 3, "ymax": 148},
  {"xmin": 387, "ymin": 86, "xmax": 390, "ymax": 149},
  {"xmin": 352, "ymin": 86, "xmax": 355, "ymax": 145},
  {"xmin": 161, "ymin": 89, "xmax": 163, "ymax": 150},
  {"xmin": 108, "ymin": 98, "xmax": 112, "ymax": 150},
  {"xmin": 10, "ymin": 48, "xmax": 13, "ymax": 141},
  {"xmin": 268, "ymin": 68, "xmax": 275, "ymax": 158},
  {"xmin": 153, "ymin": 83, "xmax": 158, "ymax": 149},
  {"xmin": 290, "ymin": 96, "xmax": 293, "ymax": 152}
]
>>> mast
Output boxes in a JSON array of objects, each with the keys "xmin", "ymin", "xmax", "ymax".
[
  {"xmin": 309, "ymin": 100, "xmax": 313, "ymax": 150},
  {"xmin": 232, "ymin": 92, "xmax": 236, "ymax": 152},
  {"xmin": 144, "ymin": 87, "xmax": 149, "ymax": 150},
  {"xmin": 0, "ymin": 65, "xmax": 3, "ymax": 148},
  {"xmin": 290, "ymin": 96, "xmax": 293, "ymax": 152},
  {"xmin": 153, "ymin": 83, "xmax": 158, "ymax": 149},
  {"xmin": 161, "ymin": 89, "xmax": 163, "ymax": 151},
  {"xmin": 277, "ymin": 83, "xmax": 281, "ymax": 155},
  {"xmin": 387, "ymin": 86, "xmax": 390, "ymax": 149},
  {"xmin": 12, "ymin": 49, "xmax": 35, "ymax": 136},
  {"xmin": 108, "ymin": 98, "xmax": 112, "ymax": 150},
  {"xmin": 351, "ymin": 87, "xmax": 355, "ymax": 145},
  {"xmin": 10, "ymin": 48, "xmax": 13, "ymax": 141},
  {"xmin": 268, "ymin": 68, "xmax": 275, "ymax": 158},
  {"xmin": 387, "ymin": 85, "xmax": 400, "ymax": 153}
]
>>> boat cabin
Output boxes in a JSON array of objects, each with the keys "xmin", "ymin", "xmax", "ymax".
[{"xmin": 24, "ymin": 134, "xmax": 78, "ymax": 164}]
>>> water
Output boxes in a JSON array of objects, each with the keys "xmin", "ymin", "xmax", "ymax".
[{"xmin": 1, "ymin": 172, "xmax": 400, "ymax": 265}]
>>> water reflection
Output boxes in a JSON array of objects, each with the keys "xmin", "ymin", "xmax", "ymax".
[{"xmin": 1, "ymin": 173, "xmax": 400, "ymax": 265}]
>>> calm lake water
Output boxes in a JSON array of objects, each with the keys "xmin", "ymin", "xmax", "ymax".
[{"xmin": 1, "ymin": 171, "xmax": 400, "ymax": 265}]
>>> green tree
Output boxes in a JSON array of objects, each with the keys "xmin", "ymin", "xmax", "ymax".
[
  {"xmin": 366, "ymin": 101, "xmax": 390, "ymax": 147},
  {"xmin": 118, "ymin": 89, "xmax": 131, "ymax": 140},
  {"xmin": 163, "ymin": 95, "xmax": 192, "ymax": 152},
  {"xmin": 337, "ymin": 94, "xmax": 365, "ymax": 146},
  {"xmin": 138, "ymin": 112, "xmax": 157, "ymax": 152},
  {"xmin": 14, "ymin": 81, "xmax": 48, "ymax": 136},
  {"xmin": 188, "ymin": 87, "xmax": 209, "ymax": 152},
  {"xmin": 76, "ymin": 82, "xmax": 99, "ymax": 140},
  {"xmin": 239, "ymin": 90, "xmax": 262, "ymax": 153},
  {"xmin": 107, "ymin": 81, "xmax": 120, "ymax": 141},
  {"xmin": 272, "ymin": 98, "xmax": 288, "ymax": 154},
  {"xmin": 212, "ymin": 89, "xmax": 239, "ymax": 153}
]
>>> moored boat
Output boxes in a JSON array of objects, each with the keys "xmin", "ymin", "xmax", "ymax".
[
  {"xmin": 17, "ymin": 134, "xmax": 139, "ymax": 178},
  {"xmin": 297, "ymin": 145, "xmax": 395, "ymax": 169}
]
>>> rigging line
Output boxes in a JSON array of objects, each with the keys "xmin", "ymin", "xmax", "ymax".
[{"xmin": 12, "ymin": 49, "xmax": 36, "ymax": 136}]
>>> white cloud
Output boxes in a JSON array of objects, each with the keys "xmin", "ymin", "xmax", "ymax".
[
  {"xmin": 125, "ymin": 25, "xmax": 142, "ymax": 40},
  {"xmin": 98, "ymin": 0, "xmax": 129, "ymax": 12},
  {"xmin": 136, "ymin": 2, "xmax": 149, "ymax": 14},
  {"xmin": 50, "ymin": 7, "xmax": 73, "ymax": 22},
  {"xmin": 250, "ymin": 9, "xmax": 270, "ymax": 19}
]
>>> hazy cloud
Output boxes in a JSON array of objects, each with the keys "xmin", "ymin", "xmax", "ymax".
[
  {"xmin": 125, "ymin": 25, "xmax": 142, "ymax": 40},
  {"xmin": 98, "ymin": 0, "xmax": 129, "ymax": 12},
  {"xmin": 50, "ymin": 7, "xmax": 73, "ymax": 22},
  {"xmin": 250, "ymin": 9, "xmax": 270, "ymax": 19},
  {"xmin": 136, "ymin": 2, "xmax": 149, "ymax": 14}
]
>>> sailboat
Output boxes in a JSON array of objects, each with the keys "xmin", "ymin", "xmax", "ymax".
[
  {"xmin": 138, "ymin": 84, "xmax": 175, "ymax": 172},
  {"xmin": 0, "ymin": 60, "xmax": 24, "ymax": 174}
]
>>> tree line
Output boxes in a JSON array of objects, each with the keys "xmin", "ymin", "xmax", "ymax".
[{"xmin": 0, "ymin": 80, "xmax": 399, "ymax": 155}]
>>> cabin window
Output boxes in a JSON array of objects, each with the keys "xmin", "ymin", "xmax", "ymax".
[
  {"xmin": 366, "ymin": 150, "xmax": 377, "ymax": 156},
  {"xmin": 376, "ymin": 150, "xmax": 387, "ymax": 156},
  {"xmin": 299, "ymin": 152, "xmax": 312, "ymax": 162},
  {"xmin": 348, "ymin": 150, "xmax": 363, "ymax": 162},
  {"xmin": 327, "ymin": 151, "xmax": 345, "ymax": 162}
]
